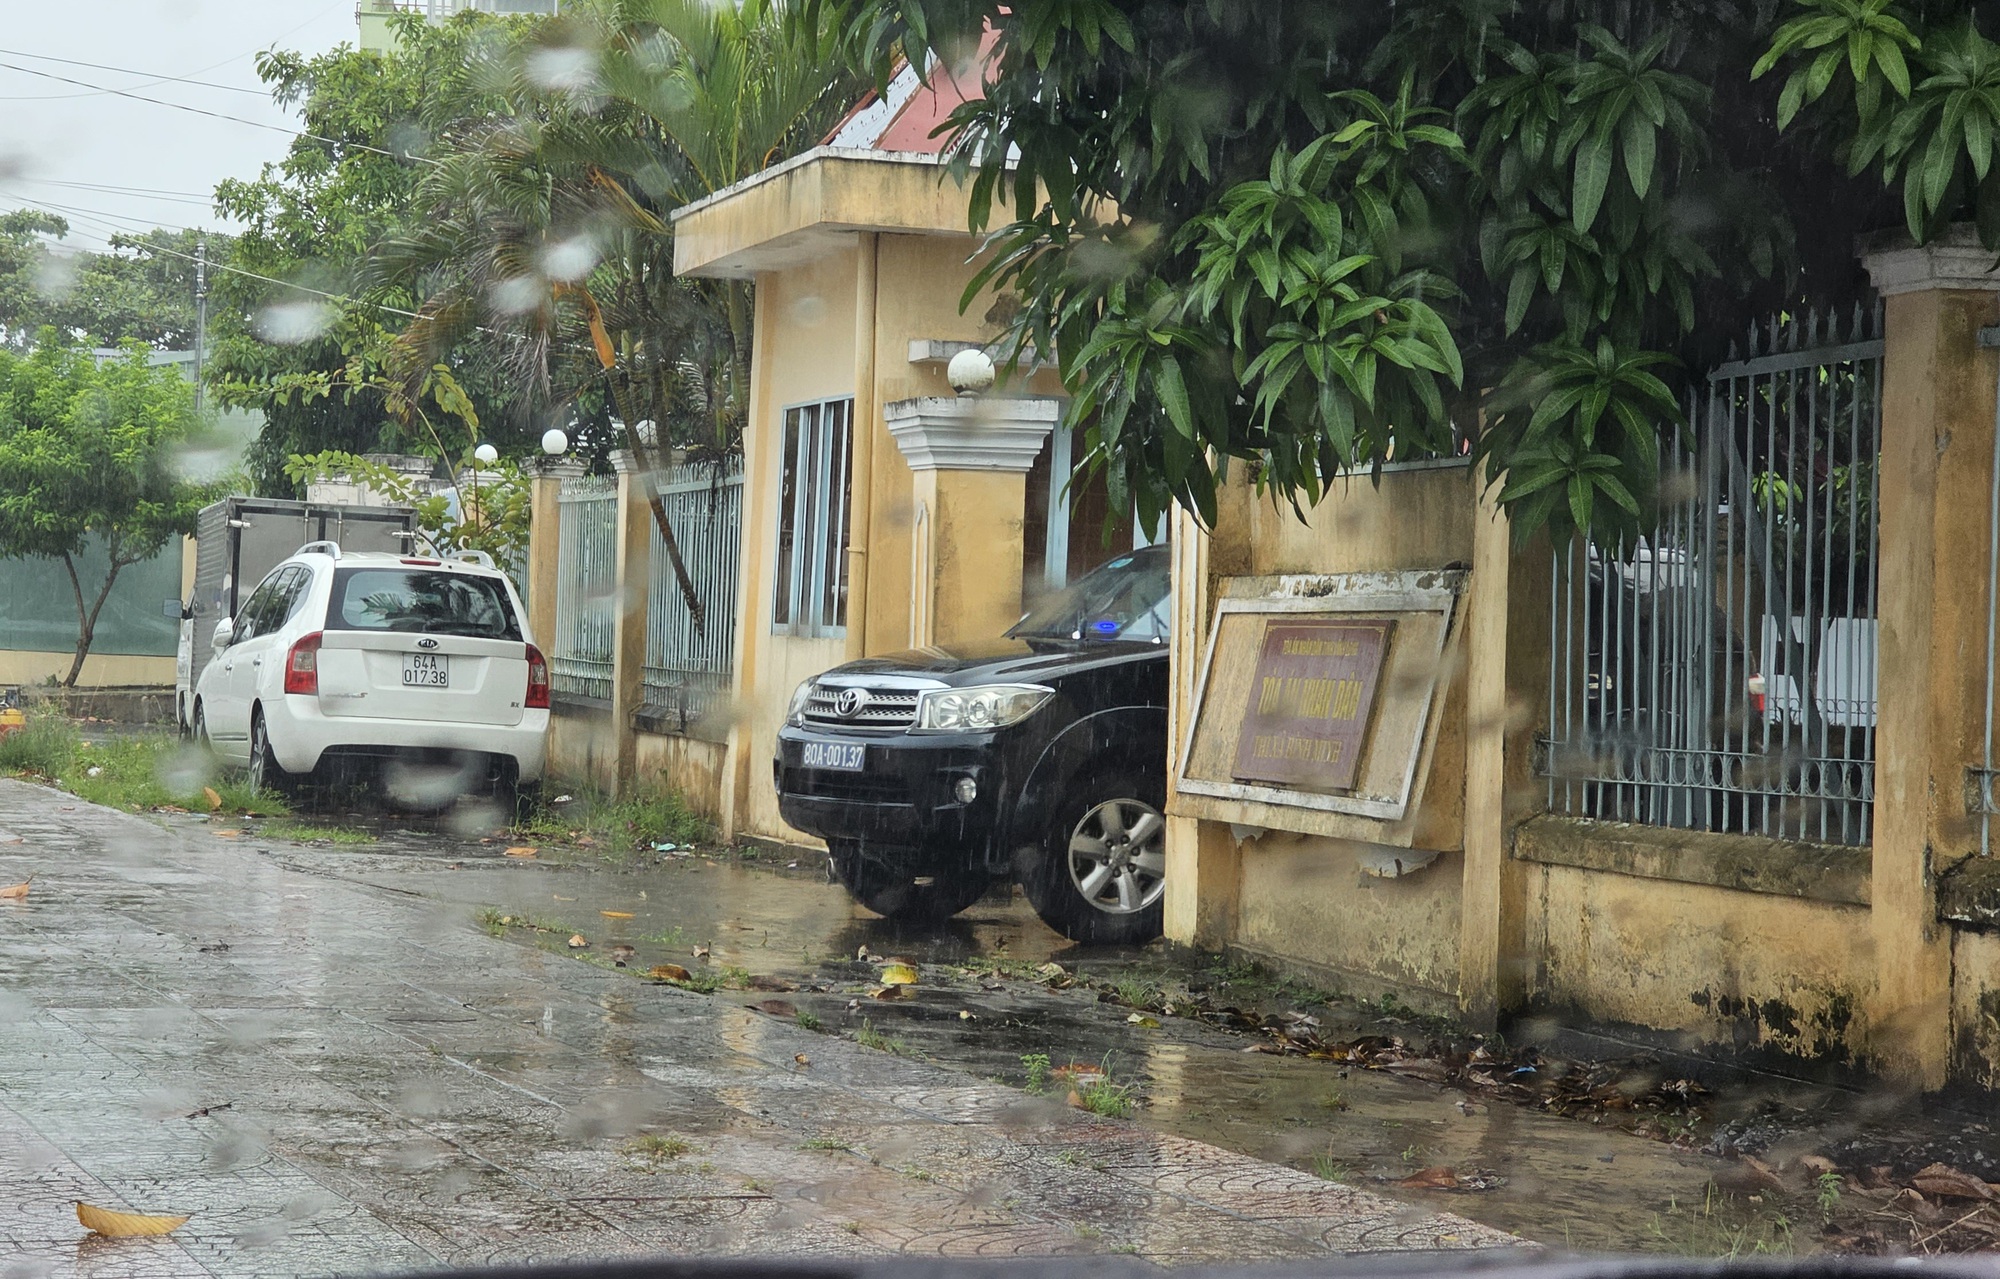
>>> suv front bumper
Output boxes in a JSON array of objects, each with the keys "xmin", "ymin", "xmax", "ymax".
[{"xmin": 775, "ymin": 725, "xmax": 1004, "ymax": 863}]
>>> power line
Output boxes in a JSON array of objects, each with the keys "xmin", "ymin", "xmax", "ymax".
[
  {"xmin": 0, "ymin": 46, "xmax": 267, "ymax": 100},
  {"xmin": 0, "ymin": 61, "xmax": 441, "ymax": 167},
  {"xmin": 3, "ymin": 179, "xmax": 214, "ymax": 208}
]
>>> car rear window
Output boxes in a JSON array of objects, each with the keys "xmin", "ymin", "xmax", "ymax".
[{"xmin": 326, "ymin": 567, "xmax": 522, "ymax": 640}]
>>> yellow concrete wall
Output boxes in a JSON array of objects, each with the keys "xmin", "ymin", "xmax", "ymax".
[
  {"xmin": 548, "ymin": 707, "xmax": 618, "ymax": 789},
  {"xmin": 1246, "ymin": 464, "xmax": 1475, "ymax": 575},
  {"xmin": 0, "ymin": 652, "xmax": 176, "ymax": 688},
  {"xmin": 1233, "ymin": 829, "xmax": 1465, "ymax": 1010},
  {"xmin": 633, "ymin": 731, "xmax": 730, "ymax": 825},
  {"xmin": 733, "ymin": 248, "xmax": 863, "ymax": 845},
  {"xmin": 1952, "ymin": 931, "xmax": 2000, "ymax": 1089},
  {"xmin": 1178, "ymin": 464, "xmax": 1478, "ymax": 1001},
  {"xmin": 1523, "ymin": 864, "xmax": 1869, "ymax": 1060}
]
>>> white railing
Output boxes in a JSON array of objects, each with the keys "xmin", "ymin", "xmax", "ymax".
[
  {"xmin": 551, "ymin": 477, "xmax": 617, "ymax": 701},
  {"xmin": 642, "ymin": 459, "xmax": 744, "ymax": 730}
]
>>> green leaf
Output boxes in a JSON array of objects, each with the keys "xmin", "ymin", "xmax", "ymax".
[
  {"xmin": 1777, "ymin": 71, "xmax": 1807, "ymax": 130},
  {"xmin": 1568, "ymin": 474, "xmax": 1593, "ymax": 535},
  {"xmin": 1505, "ymin": 267, "xmax": 1536, "ymax": 335},
  {"xmin": 1572, "ymin": 131, "xmax": 1613, "ymax": 232},
  {"xmin": 1155, "ymin": 356, "xmax": 1196, "ymax": 440},
  {"xmin": 1619, "ymin": 112, "xmax": 1656, "ymax": 198}
]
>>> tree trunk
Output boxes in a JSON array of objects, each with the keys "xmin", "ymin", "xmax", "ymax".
[{"xmin": 60, "ymin": 548, "xmax": 125, "ymax": 690}]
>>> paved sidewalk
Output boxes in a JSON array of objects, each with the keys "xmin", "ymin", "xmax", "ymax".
[{"xmin": 0, "ymin": 780, "xmax": 1518, "ymax": 1276}]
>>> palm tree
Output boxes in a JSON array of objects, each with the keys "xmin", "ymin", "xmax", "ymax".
[{"xmin": 379, "ymin": 0, "xmax": 859, "ymax": 624}]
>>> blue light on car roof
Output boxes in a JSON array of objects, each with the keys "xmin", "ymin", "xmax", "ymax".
[{"xmin": 1092, "ymin": 619, "xmax": 1120, "ymax": 634}]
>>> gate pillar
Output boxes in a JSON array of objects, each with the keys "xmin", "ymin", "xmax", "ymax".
[{"xmin": 1862, "ymin": 229, "xmax": 2000, "ymax": 1089}]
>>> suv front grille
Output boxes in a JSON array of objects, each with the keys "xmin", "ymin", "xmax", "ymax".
[{"xmin": 803, "ymin": 683, "xmax": 920, "ymax": 730}]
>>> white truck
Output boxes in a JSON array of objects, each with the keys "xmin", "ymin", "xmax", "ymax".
[{"xmin": 174, "ymin": 497, "xmax": 418, "ymax": 735}]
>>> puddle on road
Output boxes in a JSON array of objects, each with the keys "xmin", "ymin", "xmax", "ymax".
[{"xmin": 257, "ymin": 833, "xmax": 1759, "ymax": 1253}]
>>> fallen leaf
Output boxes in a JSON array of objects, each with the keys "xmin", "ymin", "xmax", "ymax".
[
  {"xmin": 1797, "ymin": 1154, "xmax": 1838, "ymax": 1177},
  {"xmin": 1395, "ymin": 1166, "xmax": 1461, "ymax": 1190},
  {"xmin": 879, "ymin": 963, "xmax": 919, "ymax": 987},
  {"xmin": 600, "ymin": 910, "xmax": 635, "ymax": 919},
  {"xmin": 753, "ymin": 999, "xmax": 798, "ymax": 1017},
  {"xmin": 567, "ymin": 934, "xmax": 588, "ymax": 949},
  {"xmin": 1912, "ymin": 1163, "xmax": 1996, "ymax": 1200},
  {"xmin": 504, "ymin": 846, "xmax": 538, "ymax": 859},
  {"xmin": 692, "ymin": 944, "xmax": 710, "ymax": 960},
  {"xmin": 959, "ymin": 1009, "xmax": 974, "ymax": 1020},
  {"xmin": 856, "ymin": 944, "xmax": 876, "ymax": 962},
  {"xmin": 746, "ymin": 974, "xmax": 797, "ymax": 992},
  {"xmin": 552, "ymin": 894, "xmax": 576, "ymax": 902},
  {"xmin": 794, "ymin": 1053, "xmax": 811, "ymax": 1067},
  {"xmin": 76, "ymin": 1202, "xmax": 190, "ymax": 1236},
  {"xmin": 649, "ymin": 964, "xmax": 692, "ymax": 982},
  {"xmin": 0, "ymin": 878, "xmax": 30, "ymax": 900},
  {"xmin": 1126, "ymin": 1013, "xmax": 1161, "ymax": 1028},
  {"xmin": 867, "ymin": 984, "xmax": 911, "ymax": 1001},
  {"xmin": 213, "ymin": 829, "xmax": 241, "ymax": 839},
  {"xmin": 202, "ymin": 787, "xmax": 222, "ymax": 812}
]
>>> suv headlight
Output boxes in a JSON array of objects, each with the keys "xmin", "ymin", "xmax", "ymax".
[
  {"xmin": 786, "ymin": 680, "xmax": 815, "ymax": 727},
  {"xmin": 914, "ymin": 684, "xmax": 1053, "ymax": 732}
]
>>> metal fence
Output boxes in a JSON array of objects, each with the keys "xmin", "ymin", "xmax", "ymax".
[
  {"xmin": 552, "ymin": 477, "xmax": 617, "ymax": 701},
  {"xmin": 1542, "ymin": 302, "xmax": 1882, "ymax": 846},
  {"xmin": 643, "ymin": 459, "xmax": 744, "ymax": 730}
]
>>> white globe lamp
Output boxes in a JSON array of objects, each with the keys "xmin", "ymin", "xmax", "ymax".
[
  {"xmin": 947, "ymin": 347, "xmax": 996, "ymax": 396},
  {"xmin": 541, "ymin": 427, "xmax": 569, "ymax": 456},
  {"xmin": 472, "ymin": 442, "xmax": 500, "ymax": 466}
]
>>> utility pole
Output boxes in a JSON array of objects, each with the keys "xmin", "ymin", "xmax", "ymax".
[{"xmin": 193, "ymin": 235, "xmax": 208, "ymax": 413}]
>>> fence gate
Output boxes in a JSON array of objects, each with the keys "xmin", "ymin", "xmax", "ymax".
[
  {"xmin": 1543, "ymin": 302, "xmax": 1882, "ymax": 846},
  {"xmin": 552, "ymin": 477, "xmax": 618, "ymax": 701}
]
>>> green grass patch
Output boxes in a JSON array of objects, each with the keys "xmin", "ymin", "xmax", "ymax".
[
  {"xmin": 854, "ymin": 1019, "xmax": 911, "ymax": 1056},
  {"xmin": 514, "ymin": 784, "xmax": 712, "ymax": 858},
  {"xmin": 262, "ymin": 821, "xmax": 373, "ymax": 846},
  {"xmin": 620, "ymin": 1134, "xmax": 695, "ymax": 1167},
  {"xmin": 2, "ymin": 713, "xmax": 283, "ymax": 817}
]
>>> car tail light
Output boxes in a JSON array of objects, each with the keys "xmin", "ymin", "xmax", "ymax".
[
  {"xmin": 1748, "ymin": 673, "xmax": 1767, "ymax": 715},
  {"xmin": 401, "ymin": 557, "xmax": 443, "ymax": 566},
  {"xmin": 285, "ymin": 632, "xmax": 323, "ymax": 695},
  {"xmin": 526, "ymin": 643, "xmax": 550, "ymax": 709}
]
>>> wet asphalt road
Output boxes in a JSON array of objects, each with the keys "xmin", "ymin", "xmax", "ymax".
[{"xmin": 0, "ymin": 779, "xmax": 1521, "ymax": 1276}]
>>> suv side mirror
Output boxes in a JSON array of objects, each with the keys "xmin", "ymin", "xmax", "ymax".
[{"xmin": 212, "ymin": 618, "xmax": 235, "ymax": 649}]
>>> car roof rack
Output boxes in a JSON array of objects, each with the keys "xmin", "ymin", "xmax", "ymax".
[
  {"xmin": 298, "ymin": 540, "xmax": 341, "ymax": 559},
  {"xmin": 444, "ymin": 548, "xmax": 496, "ymax": 570}
]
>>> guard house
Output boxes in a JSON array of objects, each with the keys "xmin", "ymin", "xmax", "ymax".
[{"xmin": 667, "ymin": 60, "xmax": 1140, "ymax": 845}]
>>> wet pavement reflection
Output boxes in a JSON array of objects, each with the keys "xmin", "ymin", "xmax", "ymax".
[
  {"xmin": 0, "ymin": 780, "xmax": 1519, "ymax": 1277},
  {"xmin": 252, "ymin": 816, "xmax": 1735, "ymax": 1255}
]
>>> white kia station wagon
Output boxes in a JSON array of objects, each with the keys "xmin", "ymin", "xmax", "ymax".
[{"xmin": 191, "ymin": 541, "xmax": 550, "ymax": 809}]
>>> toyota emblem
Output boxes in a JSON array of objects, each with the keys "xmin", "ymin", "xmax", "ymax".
[
  {"xmin": 834, "ymin": 688, "xmax": 871, "ymax": 717},
  {"xmin": 416, "ymin": 637, "xmax": 440, "ymax": 650}
]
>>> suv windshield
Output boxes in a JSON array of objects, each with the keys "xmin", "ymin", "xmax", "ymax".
[
  {"xmin": 1009, "ymin": 545, "xmax": 1171, "ymax": 642},
  {"xmin": 326, "ymin": 567, "xmax": 522, "ymax": 640}
]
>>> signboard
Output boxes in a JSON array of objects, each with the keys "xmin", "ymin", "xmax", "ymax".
[{"xmin": 1231, "ymin": 618, "xmax": 1393, "ymax": 790}]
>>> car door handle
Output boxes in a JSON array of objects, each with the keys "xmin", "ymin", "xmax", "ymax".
[{"xmin": 252, "ymin": 658, "xmax": 262, "ymax": 667}]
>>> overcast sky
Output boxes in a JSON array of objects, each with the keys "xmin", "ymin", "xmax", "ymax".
[{"xmin": 0, "ymin": 0, "xmax": 358, "ymax": 250}]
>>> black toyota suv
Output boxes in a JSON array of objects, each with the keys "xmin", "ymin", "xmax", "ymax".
[{"xmin": 775, "ymin": 545, "xmax": 1170, "ymax": 944}]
